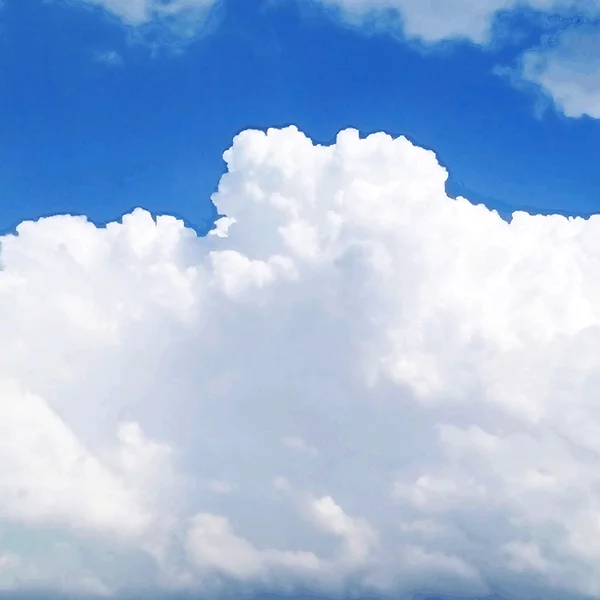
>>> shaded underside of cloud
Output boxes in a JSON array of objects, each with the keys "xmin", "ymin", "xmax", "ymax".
[{"xmin": 3, "ymin": 126, "xmax": 600, "ymax": 600}]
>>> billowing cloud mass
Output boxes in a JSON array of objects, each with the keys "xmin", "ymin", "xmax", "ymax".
[
  {"xmin": 4, "ymin": 126, "xmax": 600, "ymax": 600},
  {"xmin": 309, "ymin": 0, "xmax": 599, "ymax": 44}
]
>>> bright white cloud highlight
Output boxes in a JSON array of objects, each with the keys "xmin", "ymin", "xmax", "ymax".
[{"xmin": 4, "ymin": 126, "xmax": 600, "ymax": 599}]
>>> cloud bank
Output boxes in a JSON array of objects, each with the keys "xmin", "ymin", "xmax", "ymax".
[{"xmin": 3, "ymin": 126, "xmax": 600, "ymax": 600}]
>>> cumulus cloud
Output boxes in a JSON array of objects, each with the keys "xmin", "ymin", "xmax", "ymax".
[
  {"xmin": 305, "ymin": 0, "xmax": 599, "ymax": 44},
  {"xmin": 518, "ymin": 24, "xmax": 600, "ymax": 117},
  {"xmin": 5, "ymin": 126, "xmax": 600, "ymax": 599}
]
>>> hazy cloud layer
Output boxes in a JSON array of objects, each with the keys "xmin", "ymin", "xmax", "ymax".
[
  {"xmin": 519, "ymin": 24, "xmax": 600, "ymax": 118},
  {"xmin": 65, "ymin": 0, "xmax": 217, "ymax": 41},
  {"xmin": 3, "ymin": 127, "xmax": 600, "ymax": 599},
  {"xmin": 307, "ymin": 0, "xmax": 599, "ymax": 44}
]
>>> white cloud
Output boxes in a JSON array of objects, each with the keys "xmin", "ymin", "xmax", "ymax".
[
  {"xmin": 83, "ymin": 0, "xmax": 215, "ymax": 24},
  {"xmin": 299, "ymin": 0, "xmax": 600, "ymax": 120},
  {"xmin": 518, "ymin": 24, "xmax": 600, "ymax": 118},
  {"xmin": 66, "ymin": 0, "xmax": 218, "ymax": 42},
  {"xmin": 305, "ymin": 0, "xmax": 600, "ymax": 44},
  {"xmin": 186, "ymin": 513, "xmax": 321, "ymax": 581},
  {"xmin": 6, "ymin": 126, "xmax": 600, "ymax": 599},
  {"xmin": 0, "ymin": 376, "xmax": 151, "ymax": 537},
  {"xmin": 306, "ymin": 495, "xmax": 377, "ymax": 562}
]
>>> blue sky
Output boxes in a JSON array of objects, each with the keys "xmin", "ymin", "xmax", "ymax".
[
  {"xmin": 3, "ymin": 0, "xmax": 600, "ymax": 236},
  {"xmin": 6, "ymin": 2, "xmax": 600, "ymax": 599}
]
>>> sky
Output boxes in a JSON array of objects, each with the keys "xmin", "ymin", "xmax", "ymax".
[
  {"xmin": 5, "ymin": 1, "xmax": 600, "ymax": 600},
  {"xmin": 4, "ymin": 0, "xmax": 600, "ymax": 236}
]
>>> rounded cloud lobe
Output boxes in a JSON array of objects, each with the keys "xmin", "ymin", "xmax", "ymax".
[{"xmin": 2, "ymin": 127, "xmax": 600, "ymax": 599}]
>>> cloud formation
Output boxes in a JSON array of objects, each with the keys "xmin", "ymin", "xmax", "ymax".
[
  {"xmin": 307, "ymin": 0, "xmax": 598, "ymax": 44},
  {"xmin": 3, "ymin": 126, "xmax": 600, "ymax": 599},
  {"xmin": 519, "ymin": 24, "xmax": 600, "ymax": 118},
  {"xmin": 67, "ymin": 0, "xmax": 217, "ymax": 41},
  {"xmin": 301, "ymin": 0, "xmax": 600, "ymax": 119}
]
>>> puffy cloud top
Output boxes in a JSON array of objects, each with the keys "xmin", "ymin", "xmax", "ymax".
[{"xmin": 3, "ymin": 126, "xmax": 600, "ymax": 600}]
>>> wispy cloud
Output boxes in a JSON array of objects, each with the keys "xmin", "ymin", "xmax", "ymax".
[
  {"xmin": 302, "ymin": 0, "xmax": 600, "ymax": 44},
  {"xmin": 94, "ymin": 49, "xmax": 124, "ymax": 66},
  {"xmin": 63, "ymin": 0, "xmax": 220, "ymax": 48},
  {"xmin": 517, "ymin": 23, "xmax": 600, "ymax": 118}
]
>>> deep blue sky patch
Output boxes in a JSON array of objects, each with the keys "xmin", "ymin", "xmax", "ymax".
[{"xmin": 1, "ymin": 0, "xmax": 600, "ymax": 234}]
